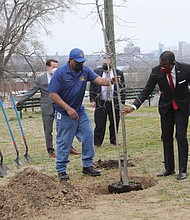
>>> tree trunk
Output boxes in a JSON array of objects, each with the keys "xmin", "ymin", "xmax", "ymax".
[{"xmin": 0, "ymin": 52, "xmax": 5, "ymax": 85}]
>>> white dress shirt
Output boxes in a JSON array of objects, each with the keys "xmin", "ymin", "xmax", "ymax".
[{"xmin": 101, "ymin": 69, "xmax": 114, "ymax": 101}]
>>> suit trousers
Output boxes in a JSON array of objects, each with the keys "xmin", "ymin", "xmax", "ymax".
[
  {"xmin": 160, "ymin": 105, "xmax": 189, "ymax": 174},
  {"xmin": 42, "ymin": 113, "xmax": 55, "ymax": 153},
  {"xmin": 94, "ymin": 100, "xmax": 120, "ymax": 146}
]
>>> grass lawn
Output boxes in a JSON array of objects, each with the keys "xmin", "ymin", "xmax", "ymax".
[{"xmin": 1, "ymin": 103, "xmax": 190, "ymax": 189}]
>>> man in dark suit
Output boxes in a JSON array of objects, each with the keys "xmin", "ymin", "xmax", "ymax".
[
  {"xmin": 17, "ymin": 59, "xmax": 80, "ymax": 158},
  {"xmin": 90, "ymin": 57, "xmax": 126, "ymax": 146},
  {"xmin": 122, "ymin": 51, "xmax": 190, "ymax": 180}
]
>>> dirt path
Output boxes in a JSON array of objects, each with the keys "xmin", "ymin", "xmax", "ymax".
[{"xmin": 33, "ymin": 186, "xmax": 190, "ymax": 220}]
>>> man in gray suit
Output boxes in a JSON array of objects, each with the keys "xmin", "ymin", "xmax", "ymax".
[{"xmin": 17, "ymin": 59, "xmax": 80, "ymax": 158}]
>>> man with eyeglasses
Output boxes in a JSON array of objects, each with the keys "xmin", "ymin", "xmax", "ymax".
[{"xmin": 48, "ymin": 48, "xmax": 120, "ymax": 181}]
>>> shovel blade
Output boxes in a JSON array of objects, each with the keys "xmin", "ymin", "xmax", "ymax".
[
  {"xmin": 24, "ymin": 153, "xmax": 32, "ymax": 162},
  {"xmin": 14, "ymin": 157, "xmax": 23, "ymax": 166},
  {"xmin": 0, "ymin": 165, "xmax": 7, "ymax": 177},
  {"xmin": 3, "ymin": 163, "xmax": 9, "ymax": 171}
]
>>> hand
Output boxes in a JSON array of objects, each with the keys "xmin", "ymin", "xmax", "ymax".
[
  {"xmin": 67, "ymin": 107, "xmax": 79, "ymax": 120},
  {"xmin": 121, "ymin": 105, "xmax": 134, "ymax": 114},
  {"xmin": 111, "ymin": 76, "xmax": 121, "ymax": 84},
  {"xmin": 15, "ymin": 101, "xmax": 22, "ymax": 111},
  {"xmin": 91, "ymin": 101, "xmax": 96, "ymax": 108}
]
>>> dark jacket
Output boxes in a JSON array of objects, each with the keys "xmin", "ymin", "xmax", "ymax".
[
  {"xmin": 90, "ymin": 67, "xmax": 126, "ymax": 107},
  {"xmin": 133, "ymin": 62, "xmax": 190, "ymax": 116}
]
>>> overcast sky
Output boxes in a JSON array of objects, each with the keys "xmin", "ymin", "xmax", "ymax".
[{"xmin": 42, "ymin": 0, "xmax": 190, "ymax": 55}]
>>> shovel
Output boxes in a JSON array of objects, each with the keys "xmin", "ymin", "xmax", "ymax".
[
  {"xmin": 11, "ymin": 95, "xmax": 32, "ymax": 162},
  {"xmin": 8, "ymin": 82, "xmax": 32, "ymax": 162},
  {"xmin": 0, "ymin": 149, "xmax": 8, "ymax": 177},
  {"xmin": 0, "ymin": 99, "xmax": 22, "ymax": 166}
]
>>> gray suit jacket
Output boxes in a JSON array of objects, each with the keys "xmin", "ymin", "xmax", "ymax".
[{"xmin": 18, "ymin": 73, "xmax": 54, "ymax": 115}]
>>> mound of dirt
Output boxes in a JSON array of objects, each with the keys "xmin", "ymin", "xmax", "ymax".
[
  {"xmin": 0, "ymin": 160, "xmax": 158, "ymax": 219},
  {"xmin": 0, "ymin": 167, "xmax": 92, "ymax": 220}
]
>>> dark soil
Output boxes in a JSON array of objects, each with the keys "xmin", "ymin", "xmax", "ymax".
[
  {"xmin": 0, "ymin": 160, "xmax": 156, "ymax": 220},
  {"xmin": 94, "ymin": 159, "xmax": 135, "ymax": 169},
  {"xmin": 0, "ymin": 167, "xmax": 91, "ymax": 220},
  {"xmin": 108, "ymin": 181, "xmax": 143, "ymax": 194}
]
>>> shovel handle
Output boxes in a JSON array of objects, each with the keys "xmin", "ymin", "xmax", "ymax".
[
  {"xmin": 0, "ymin": 100, "xmax": 16, "ymax": 143},
  {"xmin": 0, "ymin": 149, "xmax": 3, "ymax": 166},
  {"xmin": 0, "ymin": 99, "xmax": 20, "ymax": 159},
  {"xmin": 7, "ymin": 82, "xmax": 32, "ymax": 163},
  {"xmin": 12, "ymin": 96, "xmax": 25, "ymax": 137}
]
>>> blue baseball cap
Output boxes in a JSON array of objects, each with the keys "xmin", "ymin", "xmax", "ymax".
[{"xmin": 69, "ymin": 48, "xmax": 87, "ymax": 62}]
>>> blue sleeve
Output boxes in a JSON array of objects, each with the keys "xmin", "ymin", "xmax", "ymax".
[
  {"xmin": 48, "ymin": 70, "xmax": 62, "ymax": 94},
  {"xmin": 85, "ymin": 66, "xmax": 99, "ymax": 82}
]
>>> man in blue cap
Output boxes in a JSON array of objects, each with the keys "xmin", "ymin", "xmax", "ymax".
[{"xmin": 48, "ymin": 48, "xmax": 119, "ymax": 181}]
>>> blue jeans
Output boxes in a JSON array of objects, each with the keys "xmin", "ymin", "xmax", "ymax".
[{"xmin": 55, "ymin": 110, "xmax": 95, "ymax": 174}]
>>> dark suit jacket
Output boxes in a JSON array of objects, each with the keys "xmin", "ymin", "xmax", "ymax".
[
  {"xmin": 133, "ymin": 62, "xmax": 190, "ymax": 116},
  {"xmin": 90, "ymin": 67, "xmax": 126, "ymax": 106},
  {"xmin": 18, "ymin": 73, "xmax": 54, "ymax": 116}
]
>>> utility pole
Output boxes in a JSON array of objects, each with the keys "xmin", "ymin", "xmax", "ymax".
[{"xmin": 104, "ymin": 0, "xmax": 116, "ymax": 68}]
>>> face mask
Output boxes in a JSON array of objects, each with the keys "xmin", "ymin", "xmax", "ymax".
[
  {"xmin": 50, "ymin": 67, "xmax": 57, "ymax": 75},
  {"xmin": 74, "ymin": 63, "xmax": 83, "ymax": 72},
  {"xmin": 160, "ymin": 66, "xmax": 173, "ymax": 75},
  {"xmin": 102, "ymin": 64, "xmax": 110, "ymax": 71}
]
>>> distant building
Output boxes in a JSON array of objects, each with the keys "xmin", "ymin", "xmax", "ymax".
[
  {"xmin": 159, "ymin": 42, "xmax": 164, "ymax": 55},
  {"xmin": 124, "ymin": 44, "xmax": 140, "ymax": 58},
  {"xmin": 178, "ymin": 41, "xmax": 186, "ymax": 59},
  {"xmin": 141, "ymin": 52, "xmax": 157, "ymax": 61},
  {"xmin": 181, "ymin": 42, "xmax": 190, "ymax": 58}
]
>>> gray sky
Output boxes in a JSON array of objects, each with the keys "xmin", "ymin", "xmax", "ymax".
[{"xmin": 42, "ymin": 0, "xmax": 190, "ymax": 55}]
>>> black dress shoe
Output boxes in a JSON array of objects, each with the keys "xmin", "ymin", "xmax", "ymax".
[
  {"xmin": 176, "ymin": 172, "xmax": 187, "ymax": 180},
  {"xmin": 82, "ymin": 166, "xmax": 101, "ymax": 176},
  {"xmin": 157, "ymin": 170, "xmax": 175, "ymax": 177}
]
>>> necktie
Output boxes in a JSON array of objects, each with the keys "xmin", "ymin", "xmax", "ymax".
[{"xmin": 167, "ymin": 73, "xmax": 178, "ymax": 110}]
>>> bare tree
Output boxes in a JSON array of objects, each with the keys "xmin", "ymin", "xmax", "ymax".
[{"xmin": 0, "ymin": 0, "xmax": 76, "ymax": 82}]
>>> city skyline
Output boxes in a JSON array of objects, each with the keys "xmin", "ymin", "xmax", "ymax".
[{"xmin": 46, "ymin": 41, "xmax": 190, "ymax": 58}]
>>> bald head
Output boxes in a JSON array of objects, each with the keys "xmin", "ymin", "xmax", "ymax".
[{"xmin": 160, "ymin": 51, "xmax": 175, "ymax": 64}]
